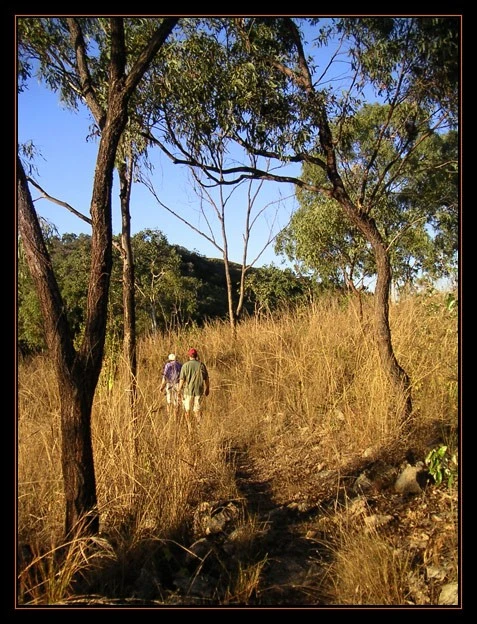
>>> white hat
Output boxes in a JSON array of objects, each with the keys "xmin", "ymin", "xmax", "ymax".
[{"xmin": 168, "ymin": 353, "xmax": 176, "ymax": 361}]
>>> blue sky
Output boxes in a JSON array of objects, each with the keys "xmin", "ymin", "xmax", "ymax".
[{"xmin": 17, "ymin": 68, "xmax": 300, "ymax": 268}]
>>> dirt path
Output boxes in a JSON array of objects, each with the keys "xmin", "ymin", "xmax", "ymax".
[{"xmin": 227, "ymin": 446, "xmax": 329, "ymax": 606}]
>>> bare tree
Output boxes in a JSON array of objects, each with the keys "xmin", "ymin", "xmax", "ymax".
[{"xmin": 141, "ymin": 149, "xmax": 293, "ymax": 337}]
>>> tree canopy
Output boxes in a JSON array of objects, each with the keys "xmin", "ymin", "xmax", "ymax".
[{"xmin": 276, "ymin": 103, "xmax": 458, "ymax": 291}]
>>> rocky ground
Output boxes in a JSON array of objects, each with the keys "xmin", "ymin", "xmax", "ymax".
[
  {"xmin": 203, "ymin": 444, "xmax": 460, "ymax": 608},
  {"xmin": 49, "ymin": 439, "xmax": 459, "ymax": 610}
]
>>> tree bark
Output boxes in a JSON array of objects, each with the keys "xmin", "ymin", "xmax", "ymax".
[
  {"xmin": 333, "ymin": 190, "xmax": 412, "ymax": 420},
  {"xmin": 118, "ymin": 158, "xmax": 139, "ymax": 450},
  {"xmin": 372, "ymin": 231, "xmax": 412, "ymax": 419},
  {"xmin": 18, "ymin": 157, "xmax": 99, "ymax": 537}
]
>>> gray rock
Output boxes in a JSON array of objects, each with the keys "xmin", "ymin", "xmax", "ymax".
[
  {"xmin": 438, "ymin": 582, "xmax": 459, "ymax": 605},
  {"xmin": 395, "ymin": 464, "xmax": 423, "ymax": 495}
]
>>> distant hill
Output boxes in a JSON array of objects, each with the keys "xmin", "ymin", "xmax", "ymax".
[{"xmin": 173, "ymin": 245, "xmax": 257, "ymax": 321}]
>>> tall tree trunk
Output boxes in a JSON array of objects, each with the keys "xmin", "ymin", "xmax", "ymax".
[
  {"xmin": 59, "ymin": 374, "xmax": 99, "ymax": 536},
  {"xmin": 118, "ymin": 158, "xmax": 138, "ymax": 452}
]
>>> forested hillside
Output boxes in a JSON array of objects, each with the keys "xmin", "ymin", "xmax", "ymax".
[
  {"xmin": 18, "ymin": 225, "xmax": 317, "ymax": 356},
  {"xmin": 172, "ymin": 245, "xmax": 256, "ymax": 321}
]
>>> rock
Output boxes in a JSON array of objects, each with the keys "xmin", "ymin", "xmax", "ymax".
[
  {"xmin": 193, "ymin": 500, "xmax": 243, "ymax": 536},
  {"xmin": 395, "ymin": 464, "xmax": 424, "ymax": 495},
  {"xmin": 353, "ymin": 472, "xmax": 373, "ymax": 493},
  {"xmin": 363, "ymin": 514, "xmax": 394, "ymax": 530},
  {"xmin": 426, "ymin": 565, "xmax": 446, "ymax": 581},
  {"xmin": 438, "ymin": 582, "xmax": 459, "ymax": 605}
]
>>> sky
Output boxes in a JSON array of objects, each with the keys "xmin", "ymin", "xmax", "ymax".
[{"xmin": 17, "ymin": 57, "xmax": 302, "ymax": 269}]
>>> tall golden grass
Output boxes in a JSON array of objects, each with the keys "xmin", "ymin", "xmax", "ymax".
[{"xmin": 17, "ymin": 289, "xmax": 458, "ymax": 605}]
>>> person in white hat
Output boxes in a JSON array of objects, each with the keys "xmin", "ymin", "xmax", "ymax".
[{"xmin": 159, "ymin": 353, "xmax": 182, "ymax": 417}]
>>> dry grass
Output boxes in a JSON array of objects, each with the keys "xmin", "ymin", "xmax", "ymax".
[
  {"xmin": 330, "ymin": 524, "xmax": 413, "ymax": 605},
  {"xmin": 17, "ymin": 533, "xmax": 116, "ymax": 605},
  {"xmin": 16, "ymin": 289, "xmax": 458, "ymax": 605}
]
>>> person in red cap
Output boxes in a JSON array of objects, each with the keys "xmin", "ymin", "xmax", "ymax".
[{"xmin": 178, "ymin": 348, "xmax": 210, "ymax": 425}]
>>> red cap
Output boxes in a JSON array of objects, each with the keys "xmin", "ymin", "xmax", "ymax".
[{"xmin": 188, "ymin": 348, "xmax": 198, "ymax": 357}]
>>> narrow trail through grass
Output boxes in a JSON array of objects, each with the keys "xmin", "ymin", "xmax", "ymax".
[{"xmin": 225, "ymin": 445, "xmax": 329, "ymax": 605}]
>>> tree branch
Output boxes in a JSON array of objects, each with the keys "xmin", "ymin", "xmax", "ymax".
[
  {"xmin": 139, "ymin": 173, "xmax": 222, "ymax": 253},
  {"xmin": 143, "ymin": 128, "xmax": 331, "ymax": 195},
  {"xmin": 67, "ymin": 18, "xmax": 106, "ymax": 128},
  {"xmin": 26, "ymin": 176, "xmax": 92, "ymax": 226},
  {"xmin": 124, "ymin": 18, "xmax": 180, "ymax": 97}
]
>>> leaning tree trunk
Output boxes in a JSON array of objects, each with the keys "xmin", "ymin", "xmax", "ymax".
[
  {"xmin": 336, "ymin": 197, "xmax": 413, "ymax": 422},
  {"xmin": 312, "ymin": 76, "xmax": 413, "ymax": 424},
  {"xmin": 18, "ymin": 92, "xmax": 126, "ymax": 537},
  {"xmin": 18, "ymin": 157, "xmax": 99, "ymax": 537},
  {"xmin": 372, "ymin": 234, "xmax": 412, "ymax": 421},
  {"xmin": 275, "ymin": 18, "xmax": 413, "ymax": 425},
  {"xmin": 18, "ymin": 17, "xmax": 179, "ymax": 539}
]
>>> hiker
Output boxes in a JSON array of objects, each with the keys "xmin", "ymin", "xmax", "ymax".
[
  {"xmin": 159, "ymin": 353, "xmax": 182, "ymax": 416},
  {"xmin": 178, "ymin": 348, "xmax": 210, "ymax": 423}
]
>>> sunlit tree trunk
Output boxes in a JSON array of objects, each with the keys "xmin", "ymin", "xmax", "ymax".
[
  {"xmin": 18, "ymin": 156, "xmax": 99, "ymax": 537},
  {"xmin": 118, "ymin": 157, "xmax": 138, "ymax": 443}
]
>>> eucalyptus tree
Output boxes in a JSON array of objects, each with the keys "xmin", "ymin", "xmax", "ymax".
[
  {"xmin": 275, "ymin": 193, "xmax": 371, "ymax": 293},
  {"xmin": 17, "ymin": 16, "xmax": 179, "ymax": 538},
  {"xmin": 147, "ymin": 16, "xmax": 459, "ymax": 423},
  {"xmin": 244, "ymin": 264, "xmax": 309, "ymax": 315},
  {"xmin": 276, "ymin": 104, "xmax": 458, "ymax": 295},
  {"xmin": 131, "ymin": 229, "xmax": 201, "ymax": 334}
]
